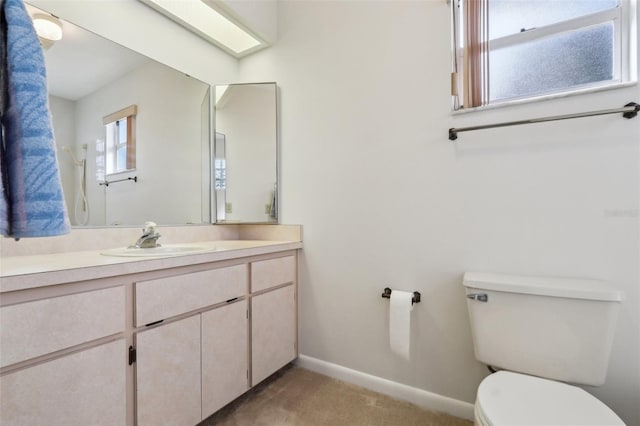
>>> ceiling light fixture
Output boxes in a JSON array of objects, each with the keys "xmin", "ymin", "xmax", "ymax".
[
  {"xmin": 32, "ymin": 13, "xmax": 63, "ymax": 49},
  {"xmin": 140, "ymin": 0, "xmax": 264, "ymax": 57}
]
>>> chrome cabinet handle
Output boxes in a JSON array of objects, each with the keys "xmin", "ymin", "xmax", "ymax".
[{"xmin": 466, "ymin": 293, "xmax": 488, "ymax": 302}]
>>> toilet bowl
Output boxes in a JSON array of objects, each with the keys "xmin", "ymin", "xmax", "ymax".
[{"xmin": 474, "ymin": 371, "xmax": 624, "ymax": 426}]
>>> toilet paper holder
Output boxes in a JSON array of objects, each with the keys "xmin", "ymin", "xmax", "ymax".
[{"xmin": 382, "ymin": 287, "xmax": 421, "ymax": 304}]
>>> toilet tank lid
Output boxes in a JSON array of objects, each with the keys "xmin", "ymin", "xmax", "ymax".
[{"xmin": 463, "ymin": 272, "xmax": 623, "ymax": 302}]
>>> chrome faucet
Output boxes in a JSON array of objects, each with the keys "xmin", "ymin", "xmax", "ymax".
[{"xmin": 130, "ymin": 221, "xmax": 161, "ymax": 248}]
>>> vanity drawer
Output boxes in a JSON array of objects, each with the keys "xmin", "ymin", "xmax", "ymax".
[
  {"xmin": 135, "ymin": 264, "xmax": 247, "ymax": 326},
  {"xmin": 0, "ymin": 286, "xmax": 125, "ymax": 367},
  {"xmin": 251, "ymin": 255, "xmax": 296, "ymax": 293}
]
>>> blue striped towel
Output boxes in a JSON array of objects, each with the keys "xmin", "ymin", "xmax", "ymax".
[{"xmin": 0, "ymin": 0, "xmax": 70, "ymax": 238}]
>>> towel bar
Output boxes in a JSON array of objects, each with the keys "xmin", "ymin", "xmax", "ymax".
[
  {"xmin": 99, "ymin": 176, "xmax": 137, "ymax": 187},
  {"xmin": 448, "ymin": 101, "xmax": 639, "ymax": 140}
]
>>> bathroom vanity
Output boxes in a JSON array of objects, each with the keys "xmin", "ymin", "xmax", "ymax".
[{"xmin": 0, "ymin": 237, "xmax": 301, "ymax": 426}]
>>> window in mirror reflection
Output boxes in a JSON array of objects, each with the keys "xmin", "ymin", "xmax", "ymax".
[
  {"xmin": 102, "ymin": 105, "xmax": 137, "ymax": 175},
  {"xmin": 215, "ymin": 157, "xmax": 227, "ymax": 190}
]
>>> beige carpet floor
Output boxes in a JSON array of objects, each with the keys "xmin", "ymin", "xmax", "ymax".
[{"xmin": 201, "ymin": 365, "xmax": 473, "ymax": 426}]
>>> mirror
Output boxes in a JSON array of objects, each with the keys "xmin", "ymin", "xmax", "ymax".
[
  {"xmin": 214, "ymin": 83, "xmax": 278, "ymax": 223},
  {"xmin": 28, "ymin": 3, "xmax": 212, "ymax": 227}
]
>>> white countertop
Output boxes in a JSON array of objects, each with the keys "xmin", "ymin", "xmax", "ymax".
[{"xmin": 0, "ymin": 240, "xmax": 302, "ymax": 293}]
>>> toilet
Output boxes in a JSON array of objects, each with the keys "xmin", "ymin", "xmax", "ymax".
[{"xmin": 463, "ymin": 272, "xmax": 625, "ymax": 426}]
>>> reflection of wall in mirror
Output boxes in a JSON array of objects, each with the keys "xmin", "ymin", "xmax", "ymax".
[
  {"xmin": 51, "ymin": 61, "xmax": 209, "ymax": 226},
  {"xmin": 50, "ymin": 96, "xmax": 77, "ymax": 224},
  {"xmin": 216, "ymin": 84, "xmax": 276, "ymax": 222}
]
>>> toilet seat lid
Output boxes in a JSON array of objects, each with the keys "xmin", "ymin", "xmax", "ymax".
[{"xmin": 476, "ymin": 371, "xmax": 624, "ymax": 426}]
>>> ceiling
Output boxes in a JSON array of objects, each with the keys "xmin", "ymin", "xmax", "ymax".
[{"xmin": 26, "ymin": 4, "xmax": 150, "ymax": 101}]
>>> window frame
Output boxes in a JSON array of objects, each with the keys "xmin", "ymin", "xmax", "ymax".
[
  {"xmin": 102, "ymin": 105, "xmax": 137, "ymax": 176},
  {"xmin": 451, "ymin": 0, "xmax": 637, "ymax": 112},
  {"xmin": 113, "ymin": 118, "xmax": 128, "ymax": 173}
]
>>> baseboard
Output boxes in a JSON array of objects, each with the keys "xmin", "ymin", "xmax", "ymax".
[{"xmin": 295, "ymin": 354, "xmax": 475, "ymax": 421}]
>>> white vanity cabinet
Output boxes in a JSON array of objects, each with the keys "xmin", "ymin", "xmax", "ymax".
[
  {"xmin": 201, "ymin": 300, "xmax": 249, "ymax": 417},
  {"xmin": 252, "ymin": 284, "xmax": 297, "ymax": 385},
  {"xmin": 136, "ymin": 315, "xmax": 202, "ymax": 426},
  {"xmin": 0, "ymin": 339, "xmax": 127, "ymax": 426},
  {"xmin": 135, "ymin": 301, "xmax": 249, "ymax": 426},
  {"xmin": 0, "ymin": 247, "xmax": 299, "ymax": 426},
  {"xmin": 0, "ymin": 285, "xmax": 125, "ymax": 367},
  {"xmin": 134, "ymin": 263, "xmax": 252, "ymax": 425},
  {"xmin": 251, "ymin": 255, "xmax": 297, "ymax": 385},
  {"xmin": 134, "ymin": 264, "xmax": 247, "ymax": 326},
  {"xmin": 0, "ymin": 285, "xmax": 127, "ymax": 426}
]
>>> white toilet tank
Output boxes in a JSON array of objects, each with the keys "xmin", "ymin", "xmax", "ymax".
[{"xmin": 463, "ymin": 272, "xmax": 623, "ymax": 386}]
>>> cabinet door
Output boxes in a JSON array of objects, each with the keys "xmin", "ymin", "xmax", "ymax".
[
  {"xmin": 136, "ymin": 315, "xmax": 201, "ymax": 426},
  {"xmin": 251, "ymin": 284, "xmax": 297, "ymax": 385},
  {"xmin": 0, "ymin": 339, "xmax": 126, "ymax": 426},
  {"xmin": 201, "ymin": 300, "xmax": 248, "ymax": 418}
]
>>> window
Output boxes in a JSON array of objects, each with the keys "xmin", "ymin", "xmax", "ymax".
[
  {"xmin": 102, "ymin": 105, "xmax": 137, "ymax": 175},
  {"xmin": 452, "ymin": 0, "xmax": 637, "ymax": 110},
  {"xmin": 214, "ymin": 158, "xmax": 226, "ymax": 190}
]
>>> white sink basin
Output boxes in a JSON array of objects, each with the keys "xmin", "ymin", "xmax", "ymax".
[{"xmin": 101, "ymin": 244, "xmax": 215, "ymax": 257}]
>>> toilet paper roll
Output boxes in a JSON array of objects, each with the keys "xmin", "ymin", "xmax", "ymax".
[{"xmin": 389, "ymin": 290, "xmax": 414, "ymax": 359}]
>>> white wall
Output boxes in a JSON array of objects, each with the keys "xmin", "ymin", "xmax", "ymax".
[
  {"xmin": 238, "ymin": 1, "xmax": 640, "ymax": 424},
  {"xmin": 49, "ymin": 96, "xmax": 77, "ymax": 224}
]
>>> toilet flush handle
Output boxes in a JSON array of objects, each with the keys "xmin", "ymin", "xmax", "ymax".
[{"xmin": 467, "ymin": 293, "xmax": 488, "ymax": 302}]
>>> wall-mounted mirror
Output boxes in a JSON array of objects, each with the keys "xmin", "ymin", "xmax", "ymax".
[
  {"xmin": 27, "ymin": 3, "xmax": 212, "ymax": 227},
  {"xmin": 214, "ymin": 83, "xmax": 278, "ymax": 224}
]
